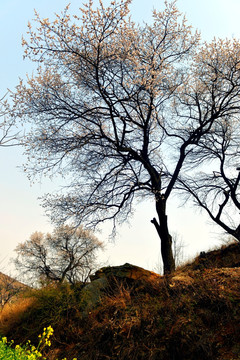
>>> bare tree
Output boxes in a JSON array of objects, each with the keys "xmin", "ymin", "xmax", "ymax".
[
  {"xmin": 174, "ymin": 39, "xmax": 240, "ymax": 242},
  {"xmin": 10, "ymin": 1, "xmax": 240, "ymax": 273},
  {"xmin": 14, "ymin": 225, "xmax": 103, "ymax": 285},
  {"xmin": 9, "ymin": 0, "xmax": 204, "ymax": 274}
]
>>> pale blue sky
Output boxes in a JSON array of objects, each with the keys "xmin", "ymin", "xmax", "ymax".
[{"xmin": 1, "ymin": 0, "xmax": 240, "ymax": 275}]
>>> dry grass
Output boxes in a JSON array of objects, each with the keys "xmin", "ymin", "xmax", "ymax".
[{"xmin": 0, "ymin": 294, "xmax": 34, "ymax": 336}]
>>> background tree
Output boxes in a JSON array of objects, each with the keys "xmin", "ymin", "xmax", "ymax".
[
  {"xmin": 155, "ymin": 232, "xmax": 185, "ymax": 274},
  {"xmin": 0, "ymin": 272, "xmax": 26, "ymax": 311},
  {"xmin": 175, "ymin": 39, "xmax": 240, "ymax": 242},
  {"xmin": 14, "ymin": 225, "xmax": 103, "ymax": 285}
]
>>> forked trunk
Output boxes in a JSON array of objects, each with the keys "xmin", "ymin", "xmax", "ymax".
[{"xmin": 151, "ymin": 196, "xmax": 175, "ymax": 274}]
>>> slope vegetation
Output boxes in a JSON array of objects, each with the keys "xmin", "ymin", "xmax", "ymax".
[{"xmin": 0, "ymin": 242, "xmax": 239, "ymax": 360}]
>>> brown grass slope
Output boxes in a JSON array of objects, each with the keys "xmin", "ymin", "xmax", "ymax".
[
  {"xmin": 0, "ymin": 271, "xmax": 29, "ymax": 308},
  {"xmin": 0, "ymin": 242, "xmax": 239, "ymax": 360},
  {"xmin": 0, "ymin": 271, "xmax": 28, "ymax": 289}
]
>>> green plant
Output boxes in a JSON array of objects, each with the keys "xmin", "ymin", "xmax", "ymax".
[
  {"xmin": 0, "ymin": 326, "xmax": 53, "ymax": 359},
  {"xmin": 0, "ymin": 326, "xmax": 76, "ymax": 360}
]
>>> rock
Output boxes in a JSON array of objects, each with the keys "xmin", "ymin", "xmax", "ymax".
[
  {"xmin": 80, "ymin": 263, "xmax": 161, "ymax": 315},
  {"xmin": 80, "ymin": 277, "xmax": 109, "ymax": 315},
  {"xmin": 90, "ymin": 263, "xmax": 161, "ymax": 282}
]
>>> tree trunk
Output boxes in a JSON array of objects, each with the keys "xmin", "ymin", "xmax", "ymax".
[{"xmin": 151, "ymin": 196, "xmax": 175, "ymax": 274}]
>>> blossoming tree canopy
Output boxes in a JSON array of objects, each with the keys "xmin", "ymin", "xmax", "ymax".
[{"xmin": 11, "ymin": 0, "xmax": 240, "ymax": 273}]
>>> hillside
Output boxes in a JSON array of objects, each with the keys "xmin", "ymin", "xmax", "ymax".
[
  {"xmin": 0, "ymin": 271, "xmax": 28, "ymax": 289},
  {"xmin": 0, "ymin": 242, "xmax": 239, "ymax": 360},
  {"xmin": 0, "ymin": 271, "xmax": 28, "ymax": 309}
]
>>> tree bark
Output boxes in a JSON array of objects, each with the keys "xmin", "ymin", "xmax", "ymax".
[{"xmin": 151, "ymin": 196, "xmax": 175, "ymax": 274}]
